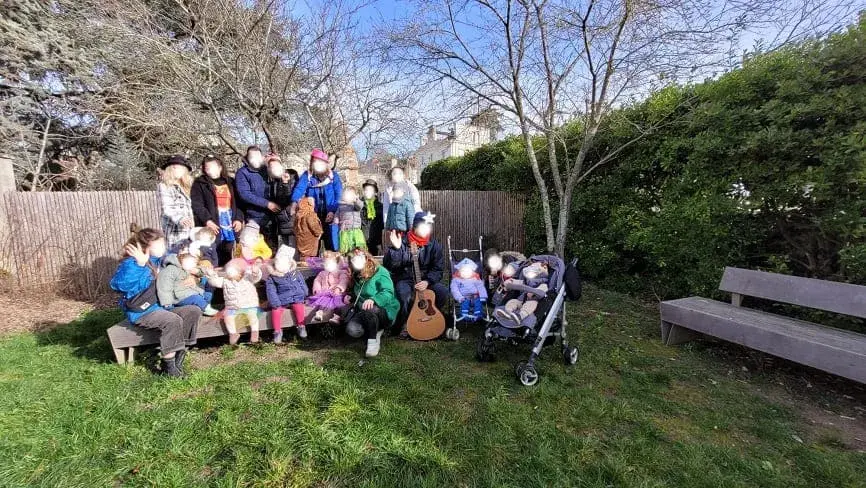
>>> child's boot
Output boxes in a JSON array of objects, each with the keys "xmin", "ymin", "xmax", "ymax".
[
  {"xmin": 250, "ymin": 330, "xmax": 260, "ymax": 343},
  {"xmin": 474, "ymin": 299, "xmax": 485, "ymax": 320},
  {"xmin": 460, "ymin": 300, "xmax": 472, "ymax": 321},
  {"xmin": 161, "ymin": 356, "xmax": 184, "ymax": 377},
  {"xmin": 203, "ymin": 304, "xmax": 219, "ymax": 316},
  {"xmin": 296, "ymin": 325, "xmax": 308, "ymax": 340},
  {"xmin": 273, "ymin": 331, "xmax": 283, "ymax": 344},
  {"xmin": 175, "ymin": 349, "xmax": 188, "ymax": 373},
  {"xmin": 228, "ymin": 333, "xmax": 241, "ymax": 345}
]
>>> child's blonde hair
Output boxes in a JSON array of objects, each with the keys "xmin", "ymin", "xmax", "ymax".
[{"xmin": 194, "ymin": 227, "xmax": 217, "ymax": 242}]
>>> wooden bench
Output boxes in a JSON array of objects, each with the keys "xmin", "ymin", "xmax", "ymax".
[
  {"xmin": 107, "ymin": 260, "xmax": 383, "ymax": 364},
  {"xmin": 659, "ymin": 267, "xmax": 866, "ymax": 384}
]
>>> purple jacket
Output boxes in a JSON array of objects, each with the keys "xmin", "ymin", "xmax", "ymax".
[{"xmin": 450, "ymin": 276, "xmax": 488, "ymax": 302}]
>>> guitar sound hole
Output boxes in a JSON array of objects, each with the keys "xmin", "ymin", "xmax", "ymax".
[{"xmin": 418, "ymin": 301, "xmax": 428, "ymax": 310}]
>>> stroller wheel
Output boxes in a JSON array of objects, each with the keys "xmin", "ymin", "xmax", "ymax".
[
  {"xmin": 516, "ymin": 361, "xmax": 539, "ymax": 386},
  {"xmin": 563, "ymin": 345, "xmax": 579, "ymax": 365},
  {"xmin": 445, "ymin": 327, "xmax": 460, "ymax": 341},
  {"xmin": 475, "ymin": 335, "xmax": 495, "ymax": 362}
]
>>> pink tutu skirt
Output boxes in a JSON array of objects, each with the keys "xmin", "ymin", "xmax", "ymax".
[{"xmin": 307, "ymin": 291, "xmax": 346, "ymax": 310}]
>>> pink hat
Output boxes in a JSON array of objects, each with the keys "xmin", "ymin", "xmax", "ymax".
[{"xmin": 310, "ymin": 148, "xmax": 328, "ymax": 162}]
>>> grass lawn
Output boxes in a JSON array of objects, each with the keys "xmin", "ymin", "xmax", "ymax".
[{"xmin": 0, "ymin": 285, "xmax": 863, "ymax": 487}]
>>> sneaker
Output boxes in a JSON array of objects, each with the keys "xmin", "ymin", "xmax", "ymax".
[
  {"xmin": 273, "ymin": 331, "xmax": 283, "ymax": 344},
  {"xmin": 328, "ymin": 314, "xmax": 341, "ymax": 325},
  {"xmin": 297, "ymin": 325, "xmax": 308, "ymax": 339},
  {"xmin": 365, "ymin": 330, "xmax": 383, "ymax": 357},
  {"xmin": 203, "ymin": 305, "xmax": 219, "ymax": 316},
  {"xmin": 313, "ymin": 310, "xmax": 324, "ymax": 323},
  {"xmin": 228, "ymin": 333, "xmax": 241, "ymax": 345}
]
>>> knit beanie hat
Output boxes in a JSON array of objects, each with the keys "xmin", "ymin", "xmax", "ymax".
[
  {"xmin": 239, "ymin": 221, "xmax": 260, "ymax": 245},
  {"xmin": 412, "ymin": 211, "xmax": 435, "ymax": 229},
  {"xmin": 454, "ymin": 257, "xmax": 478, "ymax": 272}
]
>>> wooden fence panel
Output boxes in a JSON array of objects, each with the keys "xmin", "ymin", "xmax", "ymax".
[{"xmin": 0, "ymin": 190, "xmax": 523, "ymax": 293}]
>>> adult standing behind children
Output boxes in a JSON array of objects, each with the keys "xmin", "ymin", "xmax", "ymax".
[
  {"xmin": 383, "ymin": 211, "xmax": 447, "ymax": 337},
  {"xmin": 157, "ymin": 155, "xmax": 195, "ymax": 250},
  {"xmin": 190, "ymin": 154, "xmax": 244, "ymax": 265},
  {"xmin": 290, "ymin": 149, "xmax": 343, "ymax": 252},
  {"xmin": 235, "ymin": 146, "xmax": 281, "ymax": 229},
  {"xmin": 381, "ymin": 166, "xmax": 422, "ymax": 224},
  {"xmin": 266, "ymin": 154, "xmax": 299, "ymax": 251},
  {"xmin": 110, "ymin": 225, "xmax": 201, "ymax": 377}
]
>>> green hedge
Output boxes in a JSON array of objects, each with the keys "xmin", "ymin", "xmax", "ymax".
[{"xmin": 421, "ymin": 18, "xmax": 866, "ymax": 307}]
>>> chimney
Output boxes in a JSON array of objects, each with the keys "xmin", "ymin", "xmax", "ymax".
[{"xmin": 427, "ymin": 126, "xmax": 436, "ymax": 143}]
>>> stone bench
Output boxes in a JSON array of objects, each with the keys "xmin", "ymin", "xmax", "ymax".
[{"xmin": 660, "ymin": 267, "xmax": 866, "ymax": 383}]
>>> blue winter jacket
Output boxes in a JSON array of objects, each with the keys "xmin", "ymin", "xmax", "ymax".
[
  {"xmin": 384, "ymin": 198, "xmax": 415, "ymax": 232},
  {"xmin": 110, "ymin": 256, "xmax": 163, "ymax": 323},
  {"xmin": 383, "ymin": 235, "xmax": 445, "ymax": 285},
  {"xmin": 266, "ymin": 270, "xmax": 309, "ymax": 307},
  {"xmin": 291, "ymin": 171, "xmax": 343, "ymax": 251},
  {"xmin": 235, "ymin": 163, "xmax": 270, "ymax": 225}
]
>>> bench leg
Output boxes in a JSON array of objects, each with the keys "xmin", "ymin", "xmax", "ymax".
[
  {"xmin": 113, "ymin": 348, "xmax": 126, "ymax": 364},
  {"xmin": 661, "ymin": 320, "xmax": 700, "ymax": 346},
  {"xmin": 127, "ymin": 347, "xmax": 135, "ymax": 365}
]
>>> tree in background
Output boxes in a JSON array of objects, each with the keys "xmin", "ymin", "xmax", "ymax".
[{"xmin": 388, "ymin": 0, "xmax": 859, "ymax": 256}]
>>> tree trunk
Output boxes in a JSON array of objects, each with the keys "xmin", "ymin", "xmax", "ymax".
[{"xmin": 519, "ymin": 123, "xmax": 555, "ymax": 253}]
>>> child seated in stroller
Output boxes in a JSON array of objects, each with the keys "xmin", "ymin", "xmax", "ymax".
[
  {"xmin": 450, "ymin": 258, "xmax": 487, "ymax": 322},
  {"xmin": 492, "ymin": 261, "xmax": 549, "ymax": 329}
]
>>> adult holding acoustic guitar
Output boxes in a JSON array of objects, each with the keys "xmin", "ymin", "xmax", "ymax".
[{"xmin": 383, "ymin": 211, "xmax": 448, "ymax": 340}]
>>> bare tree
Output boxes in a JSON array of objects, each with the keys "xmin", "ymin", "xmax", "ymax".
[{"xmin": 387, "ymin": 0, "xmax": 858, "ymax": 255}]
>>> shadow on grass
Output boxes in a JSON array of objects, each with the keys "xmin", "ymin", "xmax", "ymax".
[{"xmin": 34, "ymin": 308, "xmax": 124, "ymax": 363}]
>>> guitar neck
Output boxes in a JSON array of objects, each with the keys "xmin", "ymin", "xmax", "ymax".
[{"xmin": 411, "ymin": 243, "xmax": 422, "ymax": 284}]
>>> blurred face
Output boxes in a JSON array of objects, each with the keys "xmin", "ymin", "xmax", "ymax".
[
  {"xmin": 392, "ymin": 188, "xmax": 405, "ymax": 200},
  {"xmin": 312, "ymin": 158, "xmax": 328, "ymax": 174},
  {"xmin": 363, "ymin": 186, "xmax": 375, "ymax": 199},
  {"xmin": 351, "ymin": 255, "xmax": 366, "ymax": 271},
  {"xmin": 147, "ymin": 238, "xmax": 167, "ymax": 258},
  {"xmin": 180, "ymin": 256, "xmax": 198, "ymax": 272},
  {"xmin": 391, "ymin": 169, "xmax": 404, "ymax": 183},
  {"xmin": 204, "ymin": 160, "xmax": 222, "ymax": 179},
  {"xmin": 523, "ymin": 265, "xmax": 540, "ymax": 280},
  {"xmin": 324, "ymin": 259, "xmax": 338, "ymax": 273},
  {"xmin": 458, "ymin": 266, "xmax": 474, "ymax": 279},
  {"xmin": 247, "ymin": 150, "xmax": 264, "ymax": 168},
  {"xmin": 414, "ymin": 222, "xmax": 432, "ymax": 238},
  {"xmin": 225, "ymin": 265, "xmax": 242, "ymax": 279},
  {"xmin": 168, "ymin": 164, "xmax": 188, "ymax": 179},
  {"xmin": 274, "ymin": 258, "xmax": 292, "ymax": 274},
  {"xmin": 487, "ymin": 255, "xmax": 503, "ymax": 274},
  {"xmin": 268, "ymin": 161, "xmax": 284, "ymax": 178},
  {"xmin": 503, "ymin": 264, "xmax": 518, "ymax": 278}
]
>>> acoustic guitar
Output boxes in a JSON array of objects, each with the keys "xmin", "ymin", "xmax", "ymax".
[{"xmin": 406, "ymin": 242, "xmax": 446, "ymax": 341}]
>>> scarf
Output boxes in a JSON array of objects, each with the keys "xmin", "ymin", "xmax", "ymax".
[
  {"xmin": 407, "ymin": 230, "xmax": 429, "ymax": 247},
  {"xmin": 365, "ymin": 198, "xmax": 376, "ymax": 219}
]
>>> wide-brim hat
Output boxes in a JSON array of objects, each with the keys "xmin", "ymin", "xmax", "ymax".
[{"xmin": 161, "ymin": 154, "xmax": 192, "ymax": 171}]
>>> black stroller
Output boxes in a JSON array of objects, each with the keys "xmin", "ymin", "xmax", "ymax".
[{"xmin": 476, "ymin": 255, "xmax": 582, "ymax": 386}]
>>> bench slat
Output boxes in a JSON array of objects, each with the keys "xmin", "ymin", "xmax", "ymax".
[
  {"xmin": 719, "ymin": 267, "xmax": 866, "ymax": 319},
  {"xmin": 661, "ymin": 297, "xmax": 866, "ymax": 383}
]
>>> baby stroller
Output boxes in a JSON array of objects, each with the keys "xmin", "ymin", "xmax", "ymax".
[
  {"xmin": 476, "ymin": 255, "xmax": 582, "ymax": 386},
  {"xmin": 445, "ymin": 235, "xmax": 492, "ymax": 341}
]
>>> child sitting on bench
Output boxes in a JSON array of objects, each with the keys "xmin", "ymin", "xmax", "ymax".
[{"xmin": 156, "ymin": 252, "xmax": 218, "ymax": 316}]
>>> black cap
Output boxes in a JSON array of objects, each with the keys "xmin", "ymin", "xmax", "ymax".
[{"xmin": 162, "ymin": 154, "xmax": 192, "ymax": 171}]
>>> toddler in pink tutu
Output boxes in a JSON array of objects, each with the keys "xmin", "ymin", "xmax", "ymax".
[{"xmin": 307, "ymin": 251, "xmax": 352, "ymax": 324}]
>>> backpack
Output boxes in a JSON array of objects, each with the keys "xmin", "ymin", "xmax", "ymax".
[{"xmin": 563, "ymin": 260, "xmax": 582, "ymax": 301}]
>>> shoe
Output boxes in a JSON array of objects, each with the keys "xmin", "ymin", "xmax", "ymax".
[
  {"xmin": 273, "ymin": 331, "xmax": 283, "ymax": 344},
  {"xmin": 161, "ymin": 357, "xmax": 184, "ymax": 377},
  {"xmin": 328, "ymin": 314, "xmax": 341, "ymax": 325},
  {"xmin": 174, "ymin": 349, "xmax": 187, "ymax": 373},
  {"xmin": 250, "ymin": 330, "xmax": 260, "ymax": 343},
  {"xmin": 365, "ymin": 330, "xmax": 383, "ymax": 357},
  {"xmin": 203, "ymin": 305, "xmax": 219, "ymax": 316},
  {"xmin": 297, "ymin": 325, "xmax": 308, "ymax": 340},
  {"xmin": 228, "ymin": 333, "xmax": 241, "ymax": 345},
  {"xmin": 313, "ymin": 311, "xmax": 324, "ymax": 322}
]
